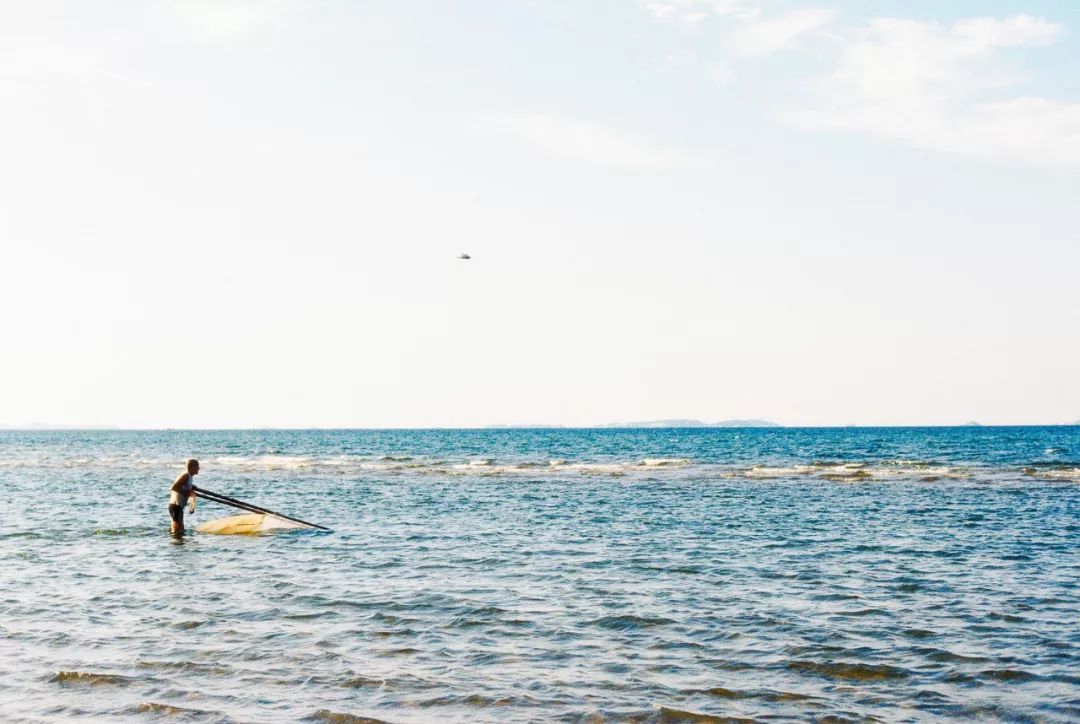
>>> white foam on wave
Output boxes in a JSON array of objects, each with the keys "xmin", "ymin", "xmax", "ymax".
[
  {"xmin": 742, "ymin": 465, "xmax": 817, "ymax": 478},
  {"xmin": 640, "ymin": 458, "xmax": 691, "ymax": 467},
  {"xmin": 560, "ymin": 463, "xmax": 629, "ymax": 475},
  {"xmin": 443, "ymin": 459, "xmax": 662, "ymax": 476},
  {"xmin": 450, "ymin": 459, "xmax": 495, "ymax": 470},
  {"xmin": 0, "ymin": 449, "xmax": 1060, "ymax": 485},
  {"xmin": 322, "ymin": 455, "xmax": 355, "ymax": 467},
  {"xmin": 891, "ymin": 466, "xmax": 959, "ymax": 478},
  {"xmin": 739, "ymin": 461, "xmax": 968, "ymax": 481},
  {"xmin": 213, "ymin": 455, "xmax": 316, "ymax": 470},
  {"xmin": 448, "ymin": 464, "xmax": 528, "ymax": 476},
  {"xmin": 1025, "ymin": 467, "xmax": 1080, "ymax": 480}
]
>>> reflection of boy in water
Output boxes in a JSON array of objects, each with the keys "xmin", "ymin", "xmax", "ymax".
[{"xmin": 169, "ymin": 459, "xmax": 199, "ymax": 535}]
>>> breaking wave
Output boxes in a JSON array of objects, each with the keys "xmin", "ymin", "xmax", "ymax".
[{"xmin": 0, "ymin": 451, "xmax": 1076, "ymax": 484}]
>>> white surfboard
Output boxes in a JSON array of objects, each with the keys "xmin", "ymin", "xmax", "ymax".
[{"xmin": 195, "ymin": 513, "xmax": 311, "ymax": 535}]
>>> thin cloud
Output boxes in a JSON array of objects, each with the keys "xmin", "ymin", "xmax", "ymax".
[
  {"xmin": 729, "ymin": 7, "xmax": 835, "ymax": 57},
  {"xmin": 477, "ymin": 111, "xmax": 710, "ymax": 170},
  {"xmin": 645, "ymin": 0, "xmax": 751, "ymax": 23},
  {"xmin": 789, "ymin": 14, "xmax": 1080, "ymax": 167},
  {"xmin": 643, "ymin": 1, "xmax": 835, "ymax": 56},
  {"xmin": 640, "ymin": 2, "xmax": 1080, "ymax": 167}
]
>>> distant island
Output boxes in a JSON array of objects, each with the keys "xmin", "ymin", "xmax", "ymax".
[
  {"xmin": 599, "ymin": 419, "xmax": 781, "ymax": 428},
  {"xmin": 485, "ymin": 419, "xmax": 781, "ymax": 429}
]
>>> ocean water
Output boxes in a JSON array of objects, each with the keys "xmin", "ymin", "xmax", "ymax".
[{"xmin": 1, "ymin": 427, "xmax": 1078, "ymax": 723}]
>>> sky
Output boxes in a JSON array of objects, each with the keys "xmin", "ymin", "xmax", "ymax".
[{"xmin": 1, "ymin": 0, "xmax": 1078, "ymax": 428}]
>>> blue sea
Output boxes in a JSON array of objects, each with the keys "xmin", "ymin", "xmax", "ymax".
[{"xmin": 1, "ymin": 427, "xmax": 1078, "ymax": 722}]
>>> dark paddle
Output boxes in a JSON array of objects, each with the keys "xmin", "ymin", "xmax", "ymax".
[
  {"xmin": 192, "ymin": 485, "xmax": 331, "ymax": 531},
  {"xmin": 192, "ymin": 488, "xmax": 270, "ymax": 517}
]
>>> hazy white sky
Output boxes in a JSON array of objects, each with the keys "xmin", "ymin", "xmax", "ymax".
[{"xmin": 1, "ymin": 0, "xmax": 1078, "ymax": 428}]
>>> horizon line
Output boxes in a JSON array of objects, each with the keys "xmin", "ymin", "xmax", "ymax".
[{"xmin": 2, "ymin": 423, "xmax": 1079, "ymax": 432}]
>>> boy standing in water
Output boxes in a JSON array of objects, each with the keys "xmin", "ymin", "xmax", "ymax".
[{"xmin": 169, "ymin": 459, "xmax": 199, "ymax": 535}]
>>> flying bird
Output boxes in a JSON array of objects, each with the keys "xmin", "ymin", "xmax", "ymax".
[{"xmin": 458, "ymin": 253, "xmax": 471, "ymax": 260}]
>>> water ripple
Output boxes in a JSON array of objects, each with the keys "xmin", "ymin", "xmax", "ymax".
[{"xmin": 0, "ymin": 427, "xmax": 1077, "ymax": 721}]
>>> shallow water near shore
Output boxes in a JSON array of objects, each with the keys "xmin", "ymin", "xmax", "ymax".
[{"xmin": 1, "ymin": 427, "xmax": 1078, "ymax": 722}]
